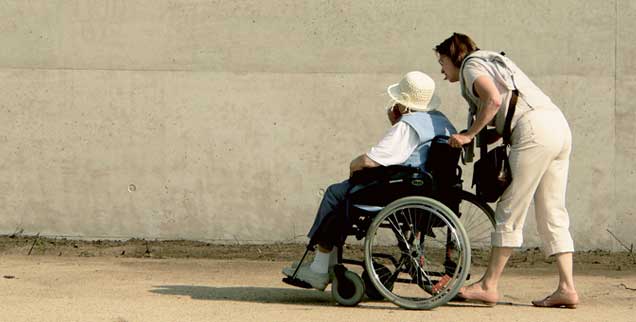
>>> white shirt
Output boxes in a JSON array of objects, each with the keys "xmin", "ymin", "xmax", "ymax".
[
  {"xmin": 461, "ymin": 52, "xmax": 557, "ymax": 135},
  {"xmin": 366, "ymin": 121, "xmax": 419, "ymax": 166},
  {"xmin": 462, "ymin": 59, "xmax": 532, "ymax": 134}
]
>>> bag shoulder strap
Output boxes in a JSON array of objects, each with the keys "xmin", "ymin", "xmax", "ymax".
[
  {"xmin": 471, "ymin": 51, "xmax": 519, "ymax": 148},
  {"xmin": 502, "ymin": 89, "xmax": 518, "ymax": 145}
]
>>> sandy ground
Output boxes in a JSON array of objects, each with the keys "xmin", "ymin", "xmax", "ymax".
[{"xmin": 0, "ymin": 237, "xmax": 635, "ymax": 322}]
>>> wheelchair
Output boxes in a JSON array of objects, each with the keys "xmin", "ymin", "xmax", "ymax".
[{"xmin": 283, "ymin": 136, "xmax": 495, "ymax": 310}]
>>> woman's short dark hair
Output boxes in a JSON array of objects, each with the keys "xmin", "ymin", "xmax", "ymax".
[{"xmin": 434, "ymin": 33, "xmax": 479, "ymax": 68}]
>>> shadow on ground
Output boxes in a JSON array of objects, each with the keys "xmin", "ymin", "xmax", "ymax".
[
  {"xmin": 148, "ymin": 284, "xmax": 515, "ymax": 309},
  {"xmin": 150, "ymin": 285, "xmax": 334, "ymax": 305}
]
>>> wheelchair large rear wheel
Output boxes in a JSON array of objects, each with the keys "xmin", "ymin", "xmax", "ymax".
[
  {"xmin": 458, "ymin": 190, "xmax": 495, "ymax": 282},
  {"xmin": 363, "ymin": 196, "xmax": 470, "ymax": 310}
]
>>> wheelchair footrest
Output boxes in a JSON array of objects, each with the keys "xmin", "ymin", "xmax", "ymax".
[{"xmin": 282, "ymin": 277, "xmax": 313, "ymax": 289}]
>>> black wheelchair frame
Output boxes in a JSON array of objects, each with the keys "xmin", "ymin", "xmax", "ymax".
[{"xmin": 283, "ymin": 136, "xmax": 495, "ymax": 309}]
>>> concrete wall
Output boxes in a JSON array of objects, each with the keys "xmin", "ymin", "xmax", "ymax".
[{"xmin": 0, "ymin": 0, "xmax": 633, "ymax": 250}]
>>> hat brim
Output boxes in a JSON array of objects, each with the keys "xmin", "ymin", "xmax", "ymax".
[{"xmin": 387, "ymin": 83, "xmax": 440, "ymax": 112}]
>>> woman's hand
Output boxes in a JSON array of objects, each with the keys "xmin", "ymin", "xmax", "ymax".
[{"xmin": 449, "ymin": 133, "xmax": 474, "ymax": 148}]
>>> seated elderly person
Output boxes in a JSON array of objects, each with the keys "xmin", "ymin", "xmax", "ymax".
[{"xmin": 282, "ymin": 71, "xmax": 457, "ymax": 290}]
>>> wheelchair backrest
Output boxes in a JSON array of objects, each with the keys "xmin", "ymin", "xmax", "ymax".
[{"xmin": 424, "ymin": 136, "xmax": 462, "ymax": 187}]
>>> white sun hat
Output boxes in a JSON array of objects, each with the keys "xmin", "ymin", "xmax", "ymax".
[{"xmin": 387, "ymin": 71, "xmax": 441, "ymax": 112}]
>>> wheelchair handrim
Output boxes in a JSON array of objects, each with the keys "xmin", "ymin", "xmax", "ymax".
[{"xmin": 363, "ymin": 195, "xmax": 471, "ymax": 310}]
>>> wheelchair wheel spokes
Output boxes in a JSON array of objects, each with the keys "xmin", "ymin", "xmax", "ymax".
[
  {"xmin": 364, "ymin": 196, "xmax": 470, "ymax": 310},
  {"xmin": 458, "ymin": 191, "xmax": 495, "ymax": 279}
]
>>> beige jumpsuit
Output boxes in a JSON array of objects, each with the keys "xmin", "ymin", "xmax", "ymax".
[{"xmin": 460, "ymin": 51, "xmax": 574, "ymax": 256}]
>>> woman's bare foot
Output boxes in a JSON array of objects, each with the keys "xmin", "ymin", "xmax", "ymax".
[
  {"xmin": 458, "ymin": 282, "xmax": 499, "ymax": 306},
  {"xmin": 532, "ymin": 289, "xmax": 579, "ymax": 309}
]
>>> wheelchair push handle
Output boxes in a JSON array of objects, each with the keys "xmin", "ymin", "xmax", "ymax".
[
  {"xmin": 449, "ymin": 129, "xmax": 501, "ymax": 147},
  {"xmin": 438, "ymin": 133, "xmax": 474, "ymax": 148}
]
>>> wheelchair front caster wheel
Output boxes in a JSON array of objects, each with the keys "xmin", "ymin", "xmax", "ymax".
[{"xmin": 331, "ymin": 264, "xmax": 364, "ymax": 307}]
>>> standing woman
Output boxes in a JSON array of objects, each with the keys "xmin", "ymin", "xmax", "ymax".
[{"xmin": 434, "ymin": 33, "xmax": 579, "ymax": 308}]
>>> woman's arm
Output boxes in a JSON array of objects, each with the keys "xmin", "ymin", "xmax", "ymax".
[{"xmin": 449, "ymin": 75, "xmax": 501, "ymax": 148}]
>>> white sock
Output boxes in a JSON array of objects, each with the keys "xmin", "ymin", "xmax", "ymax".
[
  {"xmin": 329, "ymin": 247, "xmax": 338, "ymax": 267},
  {"xmin": 310, "ymin": 250, "xmax": 330, "ymax": 274}
]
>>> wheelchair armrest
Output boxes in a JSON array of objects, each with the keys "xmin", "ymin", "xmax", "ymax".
[
  {"xmin": 352, "ymin": 204, "xmax": 384, "ymax": 212},
  {"xmin": 350, "ymin": 165, "xmax": 421, "ymax": 185},
  {"xmin": 346, "ymin": 167, "xmax": 434, "ymax": 207},
  {"xmin": 348, "ymin": 165, "xmax": 429, "ymax": 196}
]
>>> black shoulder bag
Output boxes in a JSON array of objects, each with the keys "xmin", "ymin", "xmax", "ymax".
[{"xmin": 472, "ymin": 89, "xmax": 518, "ymax": 202}]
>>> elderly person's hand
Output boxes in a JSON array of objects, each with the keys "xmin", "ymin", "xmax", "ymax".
[
  {"xmin": 350, "ymin": 154, "xmax": 381, "ymax": 177},
  {"xmin": 449, "ymin": 133, "xmax": 474, "ymax": 148},
  {"xmin": 387, "ymin": 104, "xmax": 402, "ymax": 125}
]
